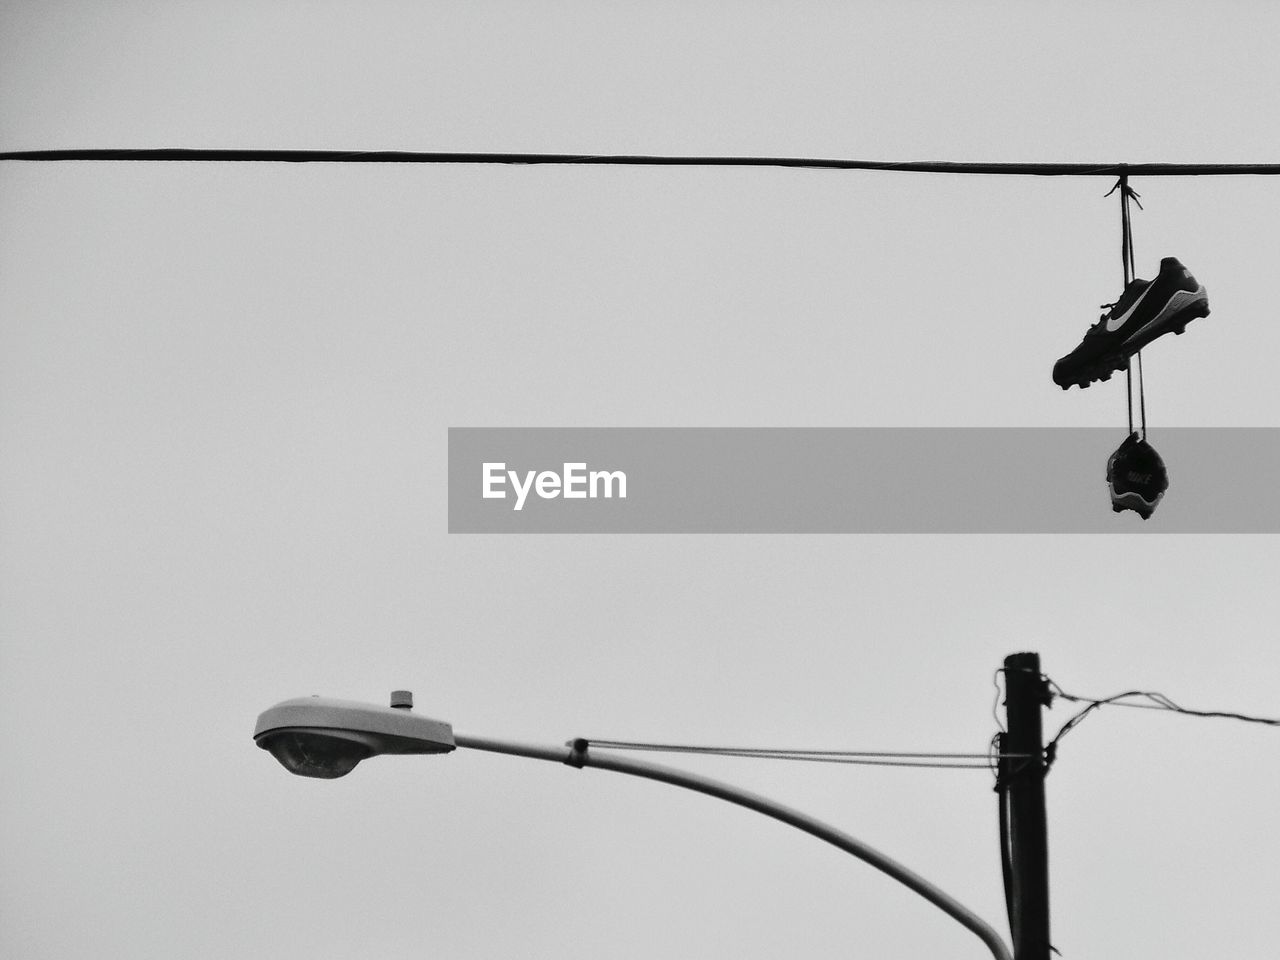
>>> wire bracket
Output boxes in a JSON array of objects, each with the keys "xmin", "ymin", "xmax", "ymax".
[{"xmin": 564, "ymin": 737, "xmax": 589, "ymax": 768}]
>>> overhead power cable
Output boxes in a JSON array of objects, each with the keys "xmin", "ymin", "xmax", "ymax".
[
  {"xmin": 5, "ymin": 149, "xmax": 1280, "ymax": 176},
  {"xmin": 1042, "ymin": 680, "xmax": 1280, "ymax": 768},
  {"xmin": 1054, "ymin": 687, "xmax": 1280, "ymax": 727}
]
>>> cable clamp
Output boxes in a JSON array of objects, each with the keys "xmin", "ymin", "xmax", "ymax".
[{"xmin": 564, "ymin": 738, "xmax": 589, "ymax": 768}]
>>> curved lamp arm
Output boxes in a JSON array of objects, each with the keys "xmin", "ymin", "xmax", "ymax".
[{"xmin": 455, "ymin": 733, "xmax": 1012, "ymax": 960}]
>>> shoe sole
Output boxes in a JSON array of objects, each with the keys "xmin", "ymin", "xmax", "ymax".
[
  {"xmin": 1110, "ymin": 489, "xmax": 1161, "ymax": 519},
  {"xmin": 1058, "ymin": 291, "xmax": 1210, "ymax": 390}
]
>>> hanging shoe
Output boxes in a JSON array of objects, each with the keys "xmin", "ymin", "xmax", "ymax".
[
  {"xmin": 1053, "ymin": 257, "xmax": 1209, "ymax": 390},
  {"xmin": 1106, "ymin": 432, "xmax": 1168, "ymax": 519}
]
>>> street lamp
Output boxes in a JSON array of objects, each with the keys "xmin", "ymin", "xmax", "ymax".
[{"xmin": 254, "ymin": 691, "xmax": 1012, "ymax": 960}]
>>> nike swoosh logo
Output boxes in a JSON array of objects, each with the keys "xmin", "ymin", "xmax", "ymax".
[{"xmin": 1105, "ymin": 283, "xmax": 1154, "ymax": 332}]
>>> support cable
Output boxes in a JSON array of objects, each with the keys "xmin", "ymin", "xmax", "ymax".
[{"xmin": 584, "ymin": 739, "xmax": 1027, "ymax": 769}]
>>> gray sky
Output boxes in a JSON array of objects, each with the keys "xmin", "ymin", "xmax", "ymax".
[{"xmin": 2, "ymin": 2, "xmax": 1279, "ymax": 958}]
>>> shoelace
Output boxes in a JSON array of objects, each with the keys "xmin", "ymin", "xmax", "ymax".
[
  {"xmin": 1097, "ymin": 277, "xmax": 1147, "ymax": 313},
  {"xmin": 1110, "ymin": 177, "xmax": 1146, "ymax": 438},
  {"xmin": 1087, "ymin": 284, "xmax": 1142, "ymax": 334}
]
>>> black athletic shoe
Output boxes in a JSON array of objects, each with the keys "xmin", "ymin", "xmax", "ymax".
[
  {"xmin": 1053, "ymin": 257, "xmax": 1209, "ymax": 390},
  {"xmin": 1106, "ymin": 432, "xmax": 1168, "ymax": 519}
]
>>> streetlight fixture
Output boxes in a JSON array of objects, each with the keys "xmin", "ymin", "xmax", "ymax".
[{"xmin": 254, "ymin": 691, "xmax": 1012, "ymax": 960}]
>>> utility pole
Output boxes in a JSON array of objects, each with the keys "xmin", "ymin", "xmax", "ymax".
[{"xmin": 998, "ymin": 651, "xmax": 1052, "ymax": 960}]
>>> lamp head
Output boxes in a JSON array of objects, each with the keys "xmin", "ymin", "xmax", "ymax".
[{"xmin": 254, "ymin": 693, "xmax": 455, "ymax": 779}]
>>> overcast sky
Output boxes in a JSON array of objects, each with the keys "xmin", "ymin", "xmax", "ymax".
[{"xmin": 3, "ymin": 3, "xmax": 1280, "ymax": 958}]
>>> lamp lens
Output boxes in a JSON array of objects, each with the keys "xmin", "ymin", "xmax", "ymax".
[{"xmin": 264, "ymin": 730, "xmax": 375, "ymax": 779}]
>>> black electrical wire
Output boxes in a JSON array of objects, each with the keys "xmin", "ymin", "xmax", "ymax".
[
  {"xmin": 1042, "ymin": 680, "xmax": 1280, "ymax": 768},
  {"xmin": 1056, "ymin": 689, "xmax": 1280, "ymax": 727},
  {"xmin": 992, "ymin": 668, "xmax": 1008, "ymax": 733},
  {"xmin": 6, "ymin": 149, "xmax": 1280, "ymax": 176},
  {"xmin": 997, "ymin": 756, "xmax": 1017, "ymax": 935}
]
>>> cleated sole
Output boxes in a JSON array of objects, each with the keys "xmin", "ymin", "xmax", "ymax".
[{"xmin": 1065, "ymin": 354, "xmax": 1129, "ymax": 390}]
